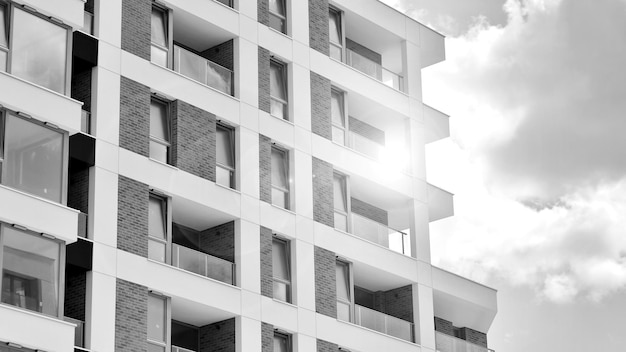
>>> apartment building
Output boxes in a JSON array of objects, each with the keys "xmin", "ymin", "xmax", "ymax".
[{"xmin": 0, "ymin": 0, "xmax": 497, "ymax": 351}]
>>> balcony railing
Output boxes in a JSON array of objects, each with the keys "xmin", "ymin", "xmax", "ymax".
[
  {"xmin": 64, "ymin": 317, "xmax": 85, "ymax": 348},
  {"xmin": 354, "ymin": 304, "xmax": 414, "ymax": 342},
  {"xmin": 351, "ymin": 213, "xmax": 410, "ymax": 256},
  {"xmin": 435, "ymin": 331, "xmax": 494, "ymax": 352},
  {"xmin": 78, "ymin": 212, "xmax": 88, "ymax": 238},
  {"xmin": 172, "ymin": 345, "xmax": 196, "ymax": 352},
  {"xmin": 81, "ymin": 110, "xmax": 91, "ymax": 134},
  {"xmin": 348, "ymin": 130, "xmax": 383, "ymax": 160},
  {"xmin": 172, "ymin": 243, "xmax": 235, "ymax": 285},
  {"xmin": 173, "ymin": 45, "xmax": 233, "ymax": 96},
  {"xmin": 346, "ymin": 48, "xmax": 404, "ymax": 92}
]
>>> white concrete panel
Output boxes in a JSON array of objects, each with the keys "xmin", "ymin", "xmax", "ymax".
[
  {"xmin": 240, "ymin": 127, "xmax": 260, "ymax": 198},
  {"xmin": 416, "ymin": 283, "xmax": 436, "ymax": 349},
  {"xmin": 120, "ymin": 52, "xmax": 240, "ymax": 124},
  {"xmin": 238, "ymin": 317, "xmax": 262, "ymax": 352},
  {"xmin": 333, "ymin": 0, "xmax": 406, "ymax": 39},
  {"xmin": 292, "ymin": 64, "xmax": 312, "ymax": 130},
  {"xmin": 292, "ymin": 41, "xmax": 311, "ymax": 69},
  {"xmin": 86, "ymin": 271, "xmax": 117, "ymax": 352},
  {"xmin": 410, "ymin": 200, "xmax": 430, "ymax": 263},
  {"xmin": 238, "ymin": 38, "xmax": 259, "ymax": 107},
  {"xmin": 240, "ymin": 193, "xmax": 260, "ymax": 225},
  {"xmin": 316, "ymin": 314, "xmax": 417, "ymax": 352},
  {"xmin": 167, "ymin": 0, "xmax": 239, "ymax": 35},
  {"xmin": 0, "ymin": 185, "xmax": 79, "ymax": 243},
  {"xmin": 427, "ymin": 183, "xmax": 454, "ymax": 221},
  {"xmin": 96, "ymin": 0, "xmax": 122, "ymax": 46},
  {"xmin": 240, "ymin": 289, "xmax": 262, "ymax": 320},
  {"xmin": 92, "ymin": 67, "xmax": 121, "ymax": 145},
  {"xmin": 0, "ymin": 305, "xmax": 75, "ymax": 352},
  {"xmin": 98, "ymin": 40, "xmax": 122, "ymax": 74},
  {"xmin": 424, "ymin": 104, "xmax": 450, "ymax": 143},
  {"xmin": 259, "ymin": 202, "xmax": 297, "ymax": 239},
  {"xmin": 419, "ymin": 24, "xmax": 445, "ymax": 68},
  {"xmin": 294, "ymin": 151, "xmax": 313, "ymax": 218},
  {"xmin": 90, "ymin": 167, "xmax": 118, "ymax": 247},
  {"xmin": 258, "ymin": 26, "xmax": 293, "ymax": 61},
  {"xmin": 295, "ymin": 216, "xmax": 314, "ymax": 244},
  {"xmin": 92, "ymin": 241, "xmax": 118, "ymax": 277},
  {"xmin": 238, "ymin": 220, "xmax": 261, "ymax": 293},
  {"xmin": 406, "ymin": 16, "xmax": 422, "ymax": 46},
  {"xmin": 239, "ymin": 15, "xmax": 259, "ymax": 47},
  {"xmin": 295, "ymin": 333, "xmax": 317, "ymax": 352},
  {"xmin": 291, "ymin": 0, "xmax": 310, "ymax": 46},
  {"xmin": 431, "ymin": 267, "xmax": 497, "ymax": 311},
  {"xmin": 297, "ymin": 307, "xmax": 317, "ymax": 337},
  {"xmin": 409, "ymin": 118, "xmax": 427, "ymax": 180},
  {"xmin": 0, "ymin": 71, "xmax": 83, "ymax": 132},
  {"xmin": 259, "ymin": 112, "xmax": 295, "ymax": 148},
  {"xmin": 240, "ymin": 103, "xmax": 259, "ymax": 133},
  {"xmin": 261, "ymin": 296, "xmax": 298, "ymax": 329},
  {"xmin": 294, "ymin": 126, "xmax": 312, "ymax": 154},
  {"xmin": 95, "ymin": 140, "xmax": 119, "ymax": 174},
  {"xmin": 417, "ymin": 260, "xmax": 433, "ymax": 286},
  {"xmin": 404, "ymin": 41, "xmax": 423, "ymax": 99},
  {"xmin": 117, "ymin": 250, "xmax": 242, "ymax": 315},
  {"xmin": 294, "ymin": 240, "xmax": 316, "ymax": 311},
  {"xmin": 19, "ymin": 0, "xmax": 84, "ymax": 28},
  {"xmin": 118, "ymin": 149, "xmax": 241, "ymax": 218},
  {"xmin": 238, "ymin": 0, "xmax": 257, "ymax": 22}
]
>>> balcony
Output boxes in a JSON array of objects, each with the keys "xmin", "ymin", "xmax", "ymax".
[
  {"xmin": 81, "ymin": 110, "xmax": 91, "ymax": 134},
  {"xmin": 354, "ymin": 304, "xmax": 414, "ymax": 342},
  {"xmin": 64, "ymin": 317, "xmax": 85, "ymax": 349},
  {"xmin": 346, "ymin": 48, "xmax": 403, "ymax": 91},
  {"xmin": 436, "ymin": 332, "xmax": 494, "ymax": 352},
  {"xmin": 172, "ymin": 346, "xmax": 196, "ymax": 352},
  {"xmin": 173, "ymin": 45, "xmax": 233, "ymax": 95},
  {"xmin": 171, "ymin": 243, "xmax": 235, "ymax": 285},
  {"xmin": 350, "ymin": 213, "xmax": 409, "ymax": 255}
]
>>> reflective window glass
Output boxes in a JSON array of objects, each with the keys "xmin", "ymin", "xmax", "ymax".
[
  {"xmin": 331, "ymin": 90, "xmax": 345, "ymax": 127},
  {"xmin": 336, "ymin": 261, "xmax": 350, "ymax": 301},
  {"xmin": 271, "ymin": 148, "xmax": 288, "ymax": 190},
  {"xmin": 269, "ymin": 0, "xmax": 286, "ymax": 33},
  {"xmin": 150, "ymin": 99, "xmax": 170, "ymax": 163},
  {"xmin": 333, "ymin": 174, "xmax": 347, "ymax": 212},
  {"xmin": 151, "ymin": 8, "xmax": 167, "ymax": 47},
  {"xmin": 270, "ymin": 61, "xmax": 287, "ymax": 101},
  {"xmin": 147, "ymin": 294, "xmax": 167, "ymax": 343},
  {"xmin": 272, "ymin": 238, "xmax": 290, "ymax": 302},
  {"xmin": 0, "ymin": 4, "xmax": 7, "ymax": 48},
  {"xmin": 273, "ymin": 333, "xmax": 290, "ymax": 352},
  {"xmin": 216, "ymin": 125, "xmax": 234, "ymax": 168},
  {"xmin": 329, "ymin": 9, "xmax": 342, "ymax": 45}
]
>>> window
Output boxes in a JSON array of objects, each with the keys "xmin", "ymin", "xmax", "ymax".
[
  {"xmin": 331, "ymin": 88, "xmax": 347, "ymax": 145},
  {"xmin": 269, "ymin": 0, "xmax": 287, "ymax": 34},
  {"xmin": 151, "ymin": 5, "xmax": 170, "ymax": 67},
  {"xmin": 273, "ymin": 331, "xmax": 291, "ymax": 352},
  {"xmin": 216, "ymin": 123, "xmax": 236, "ymax": 189},
  {"xmin": 333, "ymin": 172, "xmax": 349, "ymax": 232},
  {"xmin": 0, "ymin": 109, "xmax": 67, "ymax": 203},
  {"xmin": 148, "ymin": 194, "xmax": 169, "ymax": 263},
  {"xmin": 147, "ymin": 293, "xmax": 170, "ymax": 352},
  {"xmin": 328, "ymin": 7, "xmax": 343, "ymax": 61},
  {"xmin": 270, "ymin": 146, "xmax": 290, "ymax": 209},
  {"xmin": 0, "ymin": 4, "xmax": 70, "ymax": 94},
  {"xmin": 150, "ymin": 97, "xmax": 171, "ymax": 164},
  {"xmin": 272, "ymin": 237, "xmax": 291, "ymax": 303},
  {"xmin": 0, "ymin": 224, "xmax": 64, "ymax": 317},
  {"xmin": 269, "ymin": 59, "xmax": 289, "ymax": 120},
  {"xmin": 336, "ymin": 259, "xmax": 353, "ymax": 322}
]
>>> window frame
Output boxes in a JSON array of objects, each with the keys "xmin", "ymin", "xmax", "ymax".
[
  {"xmin": 0, "ymin": 222, "xmax": 66, "ymax": 318},
  {"xmin": 331, "ymin": 87, "xmax": 348, "ymax": 146},
  {"xmin": 147, "ymin": 292, "xmax": 171, "ymax": 352},
  {"xmin": 149, "ymin": 96, "xmax": 172, "ymax": 164},
  {"xmin": 272, "ymin": 236, "xmax": 291, "ymax": 303},
  {"xmin": 268, "ymin": 0, "xmax": 287, "ymax": 34},
  {"xmin": 273, "ymin": 330, "xmax": 292, "ymax": 352},
  {"xmin": 0, "ymin": 3, "xmax": 72, "ymax": 95},
  {"xmin": 333, "ymin": 171, "xmax": 350, "ymax": 233},
  {"xmin": 0, "ymin": 108, "xmax": 69, "ymax": 205},
  {"xmin": 328, "ymin": 6, "xmax": 345, "ymax": 61},
  {"xmin": 148, "ymin": 193, "xmax": 172, "ymax": 264},
  {"xmin": 335, "ymin": 258, "xmax": 354, "ymax": 323},
  {"xmin": 215, "ymin": 122, "xmax": 236, "ymax": 189},
  {"xmin": 269, "ymin": 58, "xmax": 289, "ymax": 121},
  {"xmin": 270, "ymin": 145, "xmax": 290, "ymax": 210},
  {"xmin": 150, "ymin": 3, "xmax": 173, "ymax": 68}
]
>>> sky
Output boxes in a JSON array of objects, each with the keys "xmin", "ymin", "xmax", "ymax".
[{"xmin": 380, "ymin": 0, "xmax": 626, "ymax": 351}]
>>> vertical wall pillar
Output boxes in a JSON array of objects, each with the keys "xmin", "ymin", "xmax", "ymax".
[{"xmin": 413, "ymin": 283, "xmax": 436, "ymax": 351}]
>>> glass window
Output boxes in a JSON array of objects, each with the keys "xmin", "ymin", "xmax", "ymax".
[
  {"xmin": 147, "ymin": 294, "xmax": 168, "ymax": 352},
  {"xmin": 0, "ymin": 224, "xmax": 62, "ymax": 317},
  {"xmin": 270, "ymin": 147, "xmax": 289, "ymax": 209},
  {"xmin": 329, "ymin": 7, "xmax": 343, "ymax": 60},
  {"xmin": 272, "ymin": 238, "xmax": 291, "ymax": 302},
  {"xmin": 269, "ymin": 0, "xmax": 287, "ymax": 34},
  {"xmin": 331, "ymin": 89, "xmax": 346, "ymax": 145},
  {"xmin": 216, "ymin": 124, "xmax": 235, "ymax": 189},
  {"xmin": 336, "ymin": 260, "xmax": 352, "ymax": 322},
  {"xmin": 0, "ymin": 4, "xmax": 7, "ymax": 71},
  {"xmin": 148, "ymin": 195, "xmax": 168, "ymax": 262},
  {"xmin": 273, "ymin": 332, "xmax": 291, "ymax": 352},
  {"xmin": 150, "ymin": 98, "xmax": 171, "ymax": 164},
  {"xmin": 151, "ymin": 6, "xmax": 169, "ymax": 67},
  {"xmin": 1, "ymin": 112, "xmax": 65, "ymax": 203},
  {"xmin": 333, "ymin": 173, "xmax": 348, "ymax": 232},
  {"xmin": 270, "ymin": 59, "xmax": 288, "ymax": 120}
]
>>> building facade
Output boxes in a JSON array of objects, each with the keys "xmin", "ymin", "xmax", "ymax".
[{"xmin": 0, "ymin": 0, "xmax": 497, "ymax": 351}]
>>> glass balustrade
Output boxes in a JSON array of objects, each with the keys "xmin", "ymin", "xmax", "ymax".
[
  {"xmin": 350, "ymin": 213, "xmax": 410, "ymax": 255},
  {"xmin": 354, "ymin": 304, "xmax": 414, "ymax": 342},
  {"xmin": 346, "ymin": 48, "xmax": 403, "ymax": 91},
  {"xmin": 172, "ymin": 346, "xmax": 196, "ymax": 352},
  {"xmin": 81, "ymin": 110, "xmax": 91, "ymax": 134},
  {"xmin": 78, "ymin": 212, "xmax": 88, "ymax": 238},
  {"xmin": 435, "ymin": 331, "xmax": 494, "ymax": 352},
  {"xmin": 171, "ymin": 243, "xmax": 235, "ymax": 285},
  {"xmin": 349, "ymin": 131, "xmax": 383, "ymax": 160},
  {"xmin": 173, "ymin": 45, "xmax": 233, "ymax": 95},
  {"xmin": 64, "ymin": 317, "xmax": 85, "ymax": 348}
]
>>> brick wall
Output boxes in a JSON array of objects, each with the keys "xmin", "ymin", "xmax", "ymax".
[
  {"xmin": 348, "ymin": 117, "xmax": 385, "ymax": 145},
  {"xmin": 434, "ymin": 317, "xmax": 454, "ymax": 336},
  {"xmin": 261, "ymin": 322, "xmax": 273, "ymax": 352},
  {"xmin": 351, "ymin": 198, "xmax": 388, "ymax": 225},
  {"xmin": 199, "ymin": 221, "xmax": 235, "ymax": 263},
  {"xmin": 260, "ymin": 226, "xmax": 273, "ymax": 298},
  {"xmin": 64, "ymin": 268, "xmax": 86, "ymax": 321},
  {"xmin": 259, "ymin": 134, "xmax": 272, "ymax": 204},
  {"xmin": 71, "ymin": 69, "xmax": 92, "ymax": 112},
  {"xmin": 460, "ymin": 327, "xmax": 488, "ymax": 348},
  {"xmin": 314, "ymin": 246, "xmax": 336, "ymax": 318},
  {"xmin": 309, "ymin": 0, "xmax": 330, "ymax": 55},
  {"xmin": 257, "ymin": 0, "xmax": 269, "ymax": 26},
  {"xmin": 202, "ymin": 39, "xmax": 234, "ymax": 71},
  {"xmin": 310, "ymin": 72, "xmax": 331, "ymax": 140},
  {"xmin": 199, "ymin": 318, "xmax": 236, "ymax": 352},
  {"xmin": 119, "ymin": 77, "xmax": 150, "ymax": 157},
  {"xmin": 381, "ymin": 285, "xmax": 413, "ymax": 323},
  {"xmin": 312, "ymin": 157, "xmax": 334, "ymax": 227},
  {"xmin": 117, "ymin": 175, "xmax": 149, "ymax": 257},
  {"xmin": 121, "ymin": 0, "xmax": 150, "ymax": 60},
  {"xmin": 171, "ymin": 100, "xmax": 216, "ymax": 181},
  {"xmin": 317, "ymin": 339, "xmax": 338, "ymax": 352},
  {"xmin": 115, "ymin": 279, "xmax": 147, "ymax": 352},
  {"xmin": 68, "ymin": 168, "xmax": 89, "ymax": 214},
  {"xmin": 258, "ymin": 47, "xmax": 271, "ymax": 114},
  {"xmin": 346, "ymin": 38, "xmax": 382, "ymax": 66}
]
